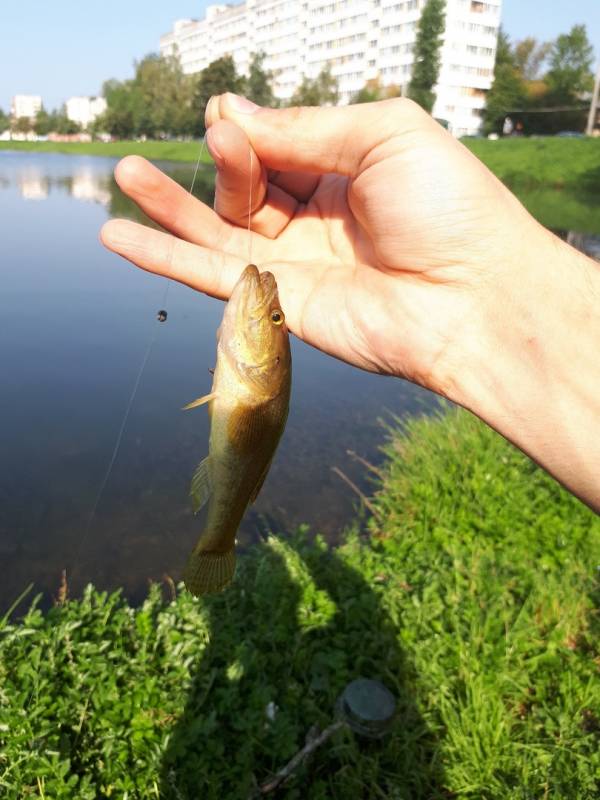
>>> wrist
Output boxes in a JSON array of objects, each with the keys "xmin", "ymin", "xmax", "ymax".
[{"xmin": 444, "ymin": 227, "xmax": 600, "ymax": 510}]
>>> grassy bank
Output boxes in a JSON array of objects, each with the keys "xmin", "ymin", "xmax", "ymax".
[
  {"xmin": 1, "ymin": 408, "xmax": 598, "ymax": 798},
  {"xmin": 2, "ymin": 137, "xmax": 600, "ymax": 193},
  {"xmin": 463, "ymin": 137, "xmax": 600, "ymax": 192},
  {"xmin": 0, "ymin": 139, "xmax": 213, "ymax": 164}
]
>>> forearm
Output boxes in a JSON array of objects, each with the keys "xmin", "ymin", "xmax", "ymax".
[{"xmin": 450, "ymin": 229, "xmax": 600, "ymax": 512}]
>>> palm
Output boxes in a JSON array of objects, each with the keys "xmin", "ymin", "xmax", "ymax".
[{"xmin": 101, "ymin": 102, "xmax": 527, "ymax": 394}]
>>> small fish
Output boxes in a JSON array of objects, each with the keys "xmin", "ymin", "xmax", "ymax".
[{"xmin": 182, "ymin": 264, "xmax": 291, "ymax": 595}]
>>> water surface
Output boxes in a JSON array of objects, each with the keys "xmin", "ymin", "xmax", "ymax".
[{"xmin": 0, "ymin": 152, "xmax": 433, "ymax": 610}]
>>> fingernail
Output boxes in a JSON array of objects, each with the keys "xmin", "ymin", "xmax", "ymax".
[
  {"xmin": 205, "ymin": 95, "xmax": 217, "ymax": 127},
  {"xmin": 205, "ymin": 128, "xmax": 224, "ymax": 167},
  {"xmin": 226, "ymin": 94, "xmax": 260, "ymax": 114}
]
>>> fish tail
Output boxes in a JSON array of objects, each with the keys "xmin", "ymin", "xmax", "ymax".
[{"xmin": 183, "ymin": 547, "xmax": 236, "ymax": 596}]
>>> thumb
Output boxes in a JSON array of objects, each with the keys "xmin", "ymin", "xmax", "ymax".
[{"xmin": 205, "ymin": 93, "xmax": 434, "ymax": 177}]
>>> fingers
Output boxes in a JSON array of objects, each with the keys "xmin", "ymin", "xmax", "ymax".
[
  {"xmin": 113, "ymin": 155, "xmax": 258, "ymax": 256},
  {"xmin": 207, "ymin": 119, "xmax": 300, "ymax": 238},
  {"xmin": 205, "ymin": 93, "xmax": 434, "ymax": 177},
  {"xmin": 100, "ymin": 218, "xmax": 248, "ymax": 300}
]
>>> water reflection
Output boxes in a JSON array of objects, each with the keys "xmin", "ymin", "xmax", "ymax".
[
  {"xmin": 18, "ymin": 166, "xmax": 49, "ymax": 200},
  {"xmin": 0, "ymin": 155, "xmax": 215, "ymax": 213}
]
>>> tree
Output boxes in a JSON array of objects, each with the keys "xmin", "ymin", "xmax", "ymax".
[
  {"xmin": 514, "ymin": 37, "xmax": 551, "ymax": 81},
  {"xmin": 482, "ymin": 29, "xmax": 527, "ymax": 134},
  {"xmin": 133, "ymin": 53, "xmax": 194, "ymax": 138},
  {"xmin": 13, "ymin": 116, "xmax": 33, "ymax": 134},
  {"xmin": 0, "ymin": 108, "xmax": 8, "ymax": 132},
  {"xmin": 34, "ymin": 107, "xmax": 52, "ymax": 136},
  {"xmin": 101, "ymin": 78, "xmax": 141, "ymax": 139},
  {"xmin": 289, "ymin": 64, "xmax": 338, "ymax": 106},
  {"xmin": 194, "ymin": 56, "xmax": 243, "ymax": 135},
  {"xmin": 408, "ymin": 0, "xmax": 446, "ymax": 112},
  {"xmin": 53, "ymin": 107, "xmax": 81, "ymax": 135},
  {"xmin": 244, "ymin": 52, "xmax": 275, "ymax": 106},
  {"xmin": 545, "ymin": 24, "xmax": 594, "ymax": 104},
  {"xmin": 351, "ymin": 78, "xmax": 401, "ymax": 104}
]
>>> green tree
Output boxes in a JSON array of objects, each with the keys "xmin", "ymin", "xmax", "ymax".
[
  {"xmin": 244, "ymin": 52, "xmax": 275, "ymax": 106},
  {"xmin": 482, "ymin": 29, "xmax": 527, "ymax": 134},
  {"xmin": 34, "ymin": 107, "xmax": 52, "ymax": 136},
  {"xmin": 100, "ymin": 55, "xmax": 195, "ymax": 140},
  {"xmin": 289, "ymin": 64, "xmax": 338, "ymax": 106},
  {"xmin": 514, "ymin": 37, "xmax": 551, "ymax": 81},
  {"xmin": 194, "ymin": 56, "xmax": 243, "ymax": 135},
  {"xmin": 0, "ymin": 108, "xmax": 8, "ymax": 132},
  {"xmin": 352, "ymin": 78, "xmax": 401, "ymax": 104},
  {"xmin": 13, "ymin": 116, "xmax": 33, "ymax": 134},
  {"xmin": 101, "ymin": 79, "xmax": 141, "ymax": 139},
  {"xmin": 545, "ymin": 24, "xmax": 594, "ymax": 104},
  {"xmin": 408, "ymin": 0, "xmax": 446, "ymax": 112},
  {"xmin": 133, "ymin": 53, "xmax": 194, "ymax": 138},
  {"xmin": 52, "ymin": 107, "xmax": 81, "ymax": 135}
]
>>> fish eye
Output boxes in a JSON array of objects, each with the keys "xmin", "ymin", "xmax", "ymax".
[{"xmin": 271, "ymin": 309, "xmax": 284, "ymax": 325}]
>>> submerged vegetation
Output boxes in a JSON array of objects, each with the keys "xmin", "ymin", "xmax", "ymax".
[{"xmin": 1, "ymin": 408, "xmax": 599, "ymax": 798}]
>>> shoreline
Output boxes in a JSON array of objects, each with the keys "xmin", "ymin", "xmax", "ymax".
[{"xmin": 2, "ymin": 137, "xmax": 600, "ymax": 192}]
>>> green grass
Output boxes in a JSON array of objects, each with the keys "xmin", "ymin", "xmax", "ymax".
[
  {"xmin": 463, "ymin": 137, "xmax": 600, "ymax": 192},
  {"xmin": 1, "ymin": 408, "xmax": 598, "ymax": 798},
  {"xmin": 0, "ymin": 139, "xmax": 213, "ymax": 163}
]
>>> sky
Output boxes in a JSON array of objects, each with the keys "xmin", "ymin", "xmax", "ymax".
[{"xmin": 1, "ymin": 0, "xmax": 599, "ymax": 112}]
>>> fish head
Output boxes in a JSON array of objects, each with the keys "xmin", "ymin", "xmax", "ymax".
[{"xmin": 219, "ymin": 264, "xmax": 291, "ymax": 396}]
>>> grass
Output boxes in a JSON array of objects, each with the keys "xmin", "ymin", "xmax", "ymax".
[
  {"xmin": 0, "ymin": 139, "xmax": 213, "ymax": 164},
  {"xmin": 1, "ymin": 408, "xmax": 599, "ymax": 799},
  {"xmin": 462, "ymin": 137, "xmax": 600, "ymax": 192},
  {"xmin": 511, "ymin": 188, "xmax": 600, "ymax": 235}
]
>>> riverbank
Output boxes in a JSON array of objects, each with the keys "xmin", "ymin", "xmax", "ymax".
[
  {"xmin": 0, "ymin": 139, "xmax": 213, "ymax": 164},
  {"xmin": 2, "ymin": 408, "xmax": 598, "ymax": 799},
  {"xmin": 2, "ymin": 137, "xmax": 599, "ymax": 192}
]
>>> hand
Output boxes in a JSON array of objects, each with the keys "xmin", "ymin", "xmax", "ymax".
[
  {"xmin": 100, "ymin": 95, "xmax": 600, "ymax": 511},
  {"xmin": 100, "ymin": 95, "xmax": 542, "ymax": 395}
]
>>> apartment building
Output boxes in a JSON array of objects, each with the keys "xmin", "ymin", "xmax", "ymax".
[
  {"xmin": 160, "ymin": 0, "xmax": 501, "ymax": 136},
  {"xmin": 11, "ymin": 95, "xmax": 42, "ymax": 121},
  {"xmin": 66, "ymin": 96, "xmax": 108, "ymax": 129}
]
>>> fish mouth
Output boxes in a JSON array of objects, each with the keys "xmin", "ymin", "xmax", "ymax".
[
  {"xmin": 233, "ymin": 264, "xmax": 278, "ymax": 320},
  {"xmin": 218, "ymin": 264, "xmax": 280, "ymax": 348}
]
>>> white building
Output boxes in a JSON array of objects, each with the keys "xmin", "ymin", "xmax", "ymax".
[
  {"xmin": 65, "ymin": 96, "xmax": 108, "ymax": 129},
  {"xmin": 160, "ymin": 0, "xmax": 501, "ymax": 136},
  {"xmin": 11, "ymin": 95, "xmax": 42, "ymax": 121}
]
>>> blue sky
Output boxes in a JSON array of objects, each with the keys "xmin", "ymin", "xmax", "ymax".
[{"xmin": 1, "ymin": 1, "xmax": 599, "ymax": 112}]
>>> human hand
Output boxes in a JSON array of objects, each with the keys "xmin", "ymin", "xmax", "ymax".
[
  {"xmin": 100, "ymin": 96, "xmax": 600, "ymax": 511},
  {"xmin": 100, "ymin": 95, "xmax": 548, "ymax": 397}
]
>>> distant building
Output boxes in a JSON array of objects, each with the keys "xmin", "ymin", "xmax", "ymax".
[
  {"xmin": 11, "ymin": 95, "xmax": 42, "ymax": 121},
  {"xmin": 160, "ymin": 0, "xmax": 501, "ymax": 137},
  {"xmin": 65, "ymin": 96, "xmax": 107, "ymax": 129}
]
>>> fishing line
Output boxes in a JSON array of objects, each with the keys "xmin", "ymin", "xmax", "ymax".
[
  {"xmin": 248, "ymin": 146, "xmax": 253, "ymax": 264},
  {"xmin": 71, "ymin": 136, "xmax": 209, "ymax": 578}
]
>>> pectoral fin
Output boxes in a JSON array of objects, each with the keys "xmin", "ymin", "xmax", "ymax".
[
  {"xmin": 182, "ymin": 393, "xmax": 216, "ymax": 411},
  {"xmin": 249, "ymin": 458, "xmax": 274, "ymax": 504},
  {"xmin": 190, "ymin": 456, "xmax": 212, "ymax": 514}
]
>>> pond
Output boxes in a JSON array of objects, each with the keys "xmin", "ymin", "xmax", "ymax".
[
  {"xmin": 1, "ymin": 151, "xmax": 598, "ymax": 613},
  {"xmin": 0, "ymin": 152, "xmax": 436, "ymax": 611}
]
